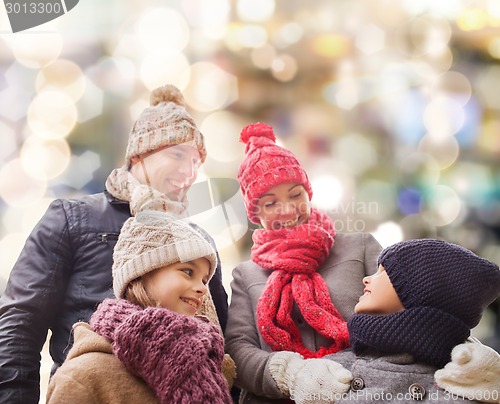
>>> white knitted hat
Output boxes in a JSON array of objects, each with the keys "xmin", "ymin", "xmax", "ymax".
[
  {"xmin": 125, "ymin": 84, "xmax": 206, "ymax": 168},
  {"xmin": 112, "ymin": 210, "xmax": 217, "ymax": 298}
]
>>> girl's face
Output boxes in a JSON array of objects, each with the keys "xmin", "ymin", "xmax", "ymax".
[
  {"xmin": 130, "ymin": 143, "xmax": 202, "ymax": 202},
  {"xmin": 255, "ymin": 182, "xmax": 311, "ymax": 230},
  {"xmin": 354, "ymin": 264, "xmax": 404, "ymax": 315},
  {"xmin": 142, "ymin": 257, "xmax": 210, "ymax": 316}
]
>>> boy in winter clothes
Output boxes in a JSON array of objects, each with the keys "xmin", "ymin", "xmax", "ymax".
[
  {"xmin": 270, "ymin": 239, "xmax": 500, "ymax": 403},
  {"xmin": 46, "ymin": 210, "xmax": 234, "ymax": 404}
]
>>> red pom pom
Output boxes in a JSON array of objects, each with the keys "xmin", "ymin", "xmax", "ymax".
[{"xmin": 240, "ymin": 123, "xmax": 276, "ymax": 144}]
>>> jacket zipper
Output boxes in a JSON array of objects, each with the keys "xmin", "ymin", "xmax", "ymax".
[{"xmin": 97, "ymin": 233, "xmax": 119, "ymax": 243}]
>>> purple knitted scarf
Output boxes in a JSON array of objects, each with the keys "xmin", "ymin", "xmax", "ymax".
[{"xmin": 90, "ymin": 299, "xmax": 232, "ymax": 403}]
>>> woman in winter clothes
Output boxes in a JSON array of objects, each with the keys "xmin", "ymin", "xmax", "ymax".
[
  {"xmin": 225, "ymin": 122, "xmax": 499, "ymax": 403},
  {"xmin": 46, "ymin": 210, "xmax": 234, "ymax": 404},
  {"xmin": 225, "ymin": 123, "xmax": 381, "ymax": 403}
]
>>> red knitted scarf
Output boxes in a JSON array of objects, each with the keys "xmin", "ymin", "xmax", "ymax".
[{"xmin": 252, "ymin": 209, "xmax": 349, "ymax": 358}]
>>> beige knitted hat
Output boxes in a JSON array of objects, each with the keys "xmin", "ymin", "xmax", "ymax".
[
  {"xmin": 112, "ymin": 210, "xmax": 217, "ymax": 298},
  {"xmin": 125, "ymin": 84, "xmax": 207, "ymax": 168}
]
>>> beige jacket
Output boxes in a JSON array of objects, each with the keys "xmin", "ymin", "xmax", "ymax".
[{"xmin": 46, "ymin": 322, "xmax": 158, "ymax": 403}]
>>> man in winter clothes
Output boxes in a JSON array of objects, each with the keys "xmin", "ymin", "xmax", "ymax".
[{"xmin": 0, "ymin": 85, "xmax": 228, "ymax": 404}]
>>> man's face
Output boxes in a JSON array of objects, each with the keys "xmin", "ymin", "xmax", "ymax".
[{"xmin": 130, "ymin": 143, "xmax": 202, "ymax": 201}]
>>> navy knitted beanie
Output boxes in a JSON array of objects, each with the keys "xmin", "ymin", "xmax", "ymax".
[
  {"xmin": 378, "ymin": 238, "xmax": 500, "ymax": 329},
  {"xmin": 349, "ymin": 238, "xmax": 500, "ymax": 367}
]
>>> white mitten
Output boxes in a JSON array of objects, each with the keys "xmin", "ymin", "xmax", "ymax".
[
  {"xmin": 435, "ymin": 340, "xmax": 500, "ymax": 403},
  {"xmin": 268, "ymin": 351, "xmax": 352, "ymax": 404}
]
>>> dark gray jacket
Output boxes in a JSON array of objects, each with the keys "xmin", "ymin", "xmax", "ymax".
[
  {"xmin": 325, "ymin": 349, "xmax": 480, "ymax": 403},
  {"xmin": 0, "ymin": 191, "xmax": 228, "ymax": 404}
]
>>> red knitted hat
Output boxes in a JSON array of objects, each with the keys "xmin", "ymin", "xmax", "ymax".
[{"xmin": 237, "ymin": 123, "xmax": 313, "ymax": 224}]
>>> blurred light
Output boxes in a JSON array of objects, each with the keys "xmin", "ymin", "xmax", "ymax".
[
  {"xmin": 357, "ymin": 180, "xmax": 397, "ymax": 221},
  {"xmin": 27, "ymin": 90, "xmax": 78, "ymax": 139},
  {"xmin": 398, "ymin": 152, "xmax": 441, "ymax": 187},
  {"xmin": 231, "ymin": 24, "xmax": 268, "ymax": 49},
  {"xmin": 424, "ymin": 185, "xmax": 462, "ymax": 226},
  {"xmin": 251, "ymin": 44, "xmax": 277, "ymax": 69},
  {"xmin": 418, "ymin": 134, "xmax": 459, "ymax": 169},
  {"xmin": 478, "ymin": 118, "xmax": 500, "ymax": 155},
  {"xmin": 423, "ymin": 95, "xmax": 464, "ymax": 137},
  {"xmin": 0, "ymin": 63, "xmax": 37, "ymax": 121},
  {"xmin": 487, "ymin": 37, "xmax": 500, "ymax": 59},
  {"xmin": 135, "ymin": 8, "xmax": 190, "ymax": 51},
  {"xmin": 21, "ymin": 198, "xmax": 54, "ymax": 233},
  {"xmin": 430, "ymin": 71, "xmax": 471, "ymax": 106},
  {"xmin": 334, "ymin": 133, "xmax": 377, "ymax": 175},
  {"xmin": 183, "ymin": 62, "xmax": 238, "ymax": 111},
  {"xmin": 58, "ymin": 150, "xmax": 101, "ymax": 189},
  {"xmin": 35, "ymin": 59, "xmax": 86, "ymax": 102},
  {"xmin": 139, "ymin": 49, "xmax": 190, "ymax": 91},
  {"xmin": 20, "ymin": 136, "xmax": 71, "ymax": 180},
  {"xmin": 181, "ymin": 0, "xmax": 230, "ymax": 40},
  {"xmin": 0, "ymin": 122, "xmax": 16, "ymax": 163},
  {"xmin": 85, "ymin": 56, "xmax": 137, "ymax": 97},
  {"xmin": 76, "ymin": 78, "xmax": 105, "ymax": 123},
  {"xmin": 201, "ymin": 111, "xmax": 244, "ymax": 163},
  {"xmin": 399, "ymin": 213, "xmax": 437, "ymax": 240},
  {"xmin": 392, "ymin": 90, "xmax": 426, "ymax": 145},
  {"xmin": 237, "ymin": 0, "xmax": 275, "ymax": 22},
  {"xmin": 409, "ymin": 16, "xmax": 451, "ymax": 56},
  {"xmin": 274, "ymin": 22, "xmax": 303, "ymax": 48},
  {"xmin": 311, "ymin": 175, "xmax": 343, "ymax": 211},
  {"xmin": 271, "ymin": 54, "xmax": 298, "ymax": 82},
  {"xmin": 397, "ymin": 187, "xmax": 422, "ymax": 215},
  {"xmin": 0, "ymin": 159, "xmax": 47, "ymax": 207},
  {"xmin": 0, "ymin": 233, "xmax": 27, "ymax": 280},
  {"xmin": 456, "ymin": 8, "xmax": 489, "ymax": 31},
  {"xmin": 443, "ymin": 163, "xmax": 493, "ymax": 207},
  {"xmin": 355, "ymin": 24, "xmax": 385, "ymax": 55},
  {"xmin": 130, "ymin": 97, "xmax": 149, "ymax": 122},
  {"xmin": 372, "ymin": 221, "xmax": 403, "ymax": 248},
  {"xmin": 476, "ymin": 66, "xmax": 500, "ymax": 110},
  {"xmin": 311, "ymin": 34, "xmax": 350, "ymax": 58},
  {"xmin": 4, "ymin": 33, "xmax": 63, "ymax": 68}
]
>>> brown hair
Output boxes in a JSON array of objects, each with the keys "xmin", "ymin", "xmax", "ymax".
[{"xmin": 124, "ymin": 278, "xmax": 159, "ymax": 308}]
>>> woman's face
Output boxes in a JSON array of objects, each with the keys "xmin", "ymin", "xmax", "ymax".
[{"xmin": 255, "ymin": 182, "xmax": 311, "ymax": 230}]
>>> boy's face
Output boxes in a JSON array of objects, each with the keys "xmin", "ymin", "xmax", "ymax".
[
  {"xmin": 130, "ymin": 143, "xmax": 202, "ymax": 202},
  {"xmin": 354, "ymin": 264, "xmax": 404, "ymax": 315},
  {"xmin": 142, "ymin": 257, "xmax": 210, "ymax": 316},
  {"xmin": 254, "ymin": 182, "xmax": 311, "ymax": 230}
]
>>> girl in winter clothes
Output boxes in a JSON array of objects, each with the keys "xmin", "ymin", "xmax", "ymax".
[
  {"xmin": 47, "ymin": 210, "xmax": 234, "ymax": 404},
  {"xmin": 273, "ymin": 238, "xmax": 500, "ymax": 403},
  {"xmin": 225, "ymin": 122, "xmax": 499, "ymax": 403}
]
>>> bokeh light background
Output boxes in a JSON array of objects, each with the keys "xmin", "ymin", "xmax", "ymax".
[{"xmin": 0, "ymin": 1, "xmax": 499, "ymax": 401}]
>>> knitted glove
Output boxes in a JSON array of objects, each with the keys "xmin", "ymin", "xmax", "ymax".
[
  {"xmin": 269, "ymin": 351, "xmax": 352, "ymax": 404},
  {"xmin": 113, "ymin": 307, "xmax": 232, "ymax": 403},
  {"xmin": 90, "ymin": 298, "xmax": 142, "ymax": 342},
  {"xmin": 435, "ymin": 341, "xmax": 500, "ymax": 403},
  {"xmin": 222, "ymin": 353, "xmax": 237, "ymax": 389}
]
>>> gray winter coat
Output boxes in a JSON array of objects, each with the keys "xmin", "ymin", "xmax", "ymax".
[
  {"xmin": 225, "ymin": 232, "xmax": 382, "ymax": 403},
  {"xmin": 323, "ymin": 349, "xmax": 480, "ymax": 403}
]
